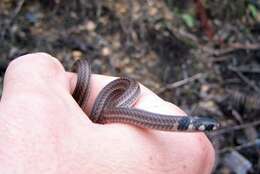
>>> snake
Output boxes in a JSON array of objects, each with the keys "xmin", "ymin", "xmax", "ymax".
[{"xmin": 72, "ymin": 59, "xmax": 220, "ymax": 132}]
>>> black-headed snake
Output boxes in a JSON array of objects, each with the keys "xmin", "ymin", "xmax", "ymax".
[{"xmin": 72, "ymin": 59, "xmax": 220, "ymax": 132}]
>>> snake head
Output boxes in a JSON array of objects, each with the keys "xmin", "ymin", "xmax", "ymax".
[
  {"xmin": 177, "ymin": 116, "xmax": 220, "ymax": 131},
  {"xmin": 192, "ymin": 117, "xmax": 220, "ymax": 131}
]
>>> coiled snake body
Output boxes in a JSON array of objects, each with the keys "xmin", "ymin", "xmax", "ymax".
[{"xmin": 72, "ymin": 59, "xmax": 220, "ymax": 132}]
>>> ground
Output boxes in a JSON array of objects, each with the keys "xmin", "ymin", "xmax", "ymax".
[{"xmin": 0, "ymin": 0, "xmax": 260, "ymax": 173}]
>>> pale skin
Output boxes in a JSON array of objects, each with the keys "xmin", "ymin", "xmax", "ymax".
[{"xmin": 0, "ymin": 53, "xmax": 215, "ymax": 174}]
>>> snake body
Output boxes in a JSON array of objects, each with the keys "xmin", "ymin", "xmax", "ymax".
[{"xmin": 72, "ymin": 59, "xmax": 220, "ymax": 132}]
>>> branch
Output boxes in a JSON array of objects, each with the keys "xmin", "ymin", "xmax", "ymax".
[
  {"xmin": 211, "ymin": 120, "xmax": 260, "ymax": 135},
  {"xmin": 218, "ymin": 139, "xmax": 260, "ymax": 154},
  {"xmin": 157, "ymin": 73, "xmax": 205, "ymax": 94}
]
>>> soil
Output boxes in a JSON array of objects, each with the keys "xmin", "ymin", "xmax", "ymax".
[{"xmin": 0, "ymin": 0, "xmax": 260, "ymax": 173}]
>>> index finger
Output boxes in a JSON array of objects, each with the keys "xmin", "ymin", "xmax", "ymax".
[{"xmin": 67, "ymin": 73, "xmax": 186, "ymax": 117}]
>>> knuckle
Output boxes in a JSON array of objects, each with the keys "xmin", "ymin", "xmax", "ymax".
[{"xmin": 6, "ymin": 52, "xmax": 63, "ymax": 78}]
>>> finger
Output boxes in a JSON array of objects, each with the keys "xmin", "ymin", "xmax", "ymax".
[
  {"xmin": 0, "ymin": 53, "xmax": 90, "ymax": 123},
  {"xmin": 2, "ymin": 53, "xmax": 69, "ymax": 98},
  {"xmin": 68, "ymin": 63, "xmax": 215, "ymax": 173},
  {"xmin": 68, "ymin": 72, "xmax": 182, "ymax": 115}
]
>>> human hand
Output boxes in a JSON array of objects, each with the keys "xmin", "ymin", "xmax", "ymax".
[{"xmin": 0, "ymin": 53, "xmax": 215, "ymax": 174}]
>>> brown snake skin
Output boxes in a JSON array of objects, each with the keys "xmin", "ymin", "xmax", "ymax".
[{"xmin": 72, "ymin": 59, "xmax": 220, "ymax": 132}]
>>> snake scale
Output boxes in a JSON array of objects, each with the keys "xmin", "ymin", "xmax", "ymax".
[{"xmin": 72, "ymin": 59, "xmax": 220, "ymax": 132}]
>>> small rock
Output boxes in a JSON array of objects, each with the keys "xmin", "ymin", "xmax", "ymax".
[
  {"xmin": 244, "ymin": 127, "xmax": 258, "ymax": 142},
  {"xmin": 112, "ymin": 40, "xmax": 121, "ymax": 49},
  {"xmin": 224, "ymin": 151, "xmax": 252, "ymax": 174},
  {"xmin": 85, "ymin": 21, "xmax": 96, "ymax": 32},
  {"xmin": 115, "ymin": 2, "xmax": 128, "ymax": 15},
  {"xmin": 121, "ymin": 58, "xmax": 130, "ymax": 65},
  {"xmin": 101, "ymin": 47, "xmax": 112, "ymax": 56},
  {"xmin": 200, "ymin": 84, "xmax": 210, "ymax": 94},
  {"xmin": 148, "ymin": 7, "xmax": 158, "ymax": 16},
  {"xmin": 125, "ymin": 67, "xmax": 134, "ymax": 74},
  {"xmin": 198, "ymin": 100, "xmax": 219, "ymax": 113},
  {"xmin": 8, "ymin": 47, "xmax": 19, "ymax": 58},
  {"xmin": 72, "ymin": 50, "xmax": 82, "ymax": 60},
  {"xmin": 25, "ymin": 12, "xmax": 37, "ymax": 23},
  {"xmin": 219, "ymin": 166, "xmax": 232, "ymax": 174},
  {"xmin": 110, "ymin": 56, "xmax": 121, "ymax": 68}
]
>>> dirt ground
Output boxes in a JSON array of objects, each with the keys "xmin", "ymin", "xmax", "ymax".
[{"xmin": 0, "ymin": 0, "xmax": 260, "ymax": 173}]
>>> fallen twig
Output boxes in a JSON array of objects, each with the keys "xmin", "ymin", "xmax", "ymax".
[
  {"xmin": 210, "ymin": 43, "xmax": 260, "ymax": 57},
  {"xmin": 233, "ymin": 70, "xmax": 260, "ymax": 93},
  {"xmin": 218, "ymin": 139, "xmax": 260, "ymax": 154},
  {"xmin": 228, "ymin": 65, "xmax": 260, "ymax": 74},
  {"xmin": 202, "ymin": 42, "xmax": 260, "ymax": 61},
  {"xmin": 0, "ymin": 0, "xmax": 25, "ymax": 41},
  {"xmin": 157, "ymin": 73, "xmax": 205, "ymax": 94},
  {"xmin": 211, "ymin": 120, "xmax": 260, "ymax": 135}
]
